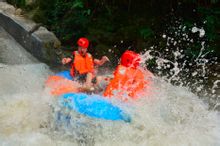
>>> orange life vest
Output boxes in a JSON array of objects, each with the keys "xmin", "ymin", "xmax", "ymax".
[
  {"xmin": 70, "ymin": 51, "xmax": 94, "ymax": 77},
  {"xmin": 103, "ymin": 65, "xmax": 145, "ymax": 100}
]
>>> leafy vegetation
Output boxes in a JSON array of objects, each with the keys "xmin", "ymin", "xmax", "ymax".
[
  {"xmin": 7, "ymin": 0, "xmax": 25, "ymax": 7},
  {"xmin": 6, "ymin": 0, "xmax": 220, "ymax": 62}
]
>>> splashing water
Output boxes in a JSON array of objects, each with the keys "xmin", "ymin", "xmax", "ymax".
[
  {"xmin": 141, "ymin": 22, "xmax": 219, "ymax": 108},
  {"xmin": 0, "ymin": 25, "xmax": 220, "ymax": 145}
]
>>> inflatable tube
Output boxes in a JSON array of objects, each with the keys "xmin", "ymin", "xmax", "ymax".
[
  {"xmin": 59, "ymin": 93, "xmax": 131, "ymax": 122},
  {"xmin": 46, "ymin": 70, "xmax": 79, "ymax": 95},
  {"xmin": 56, "ymin": 70, "xmax": 73, "ymax": 80},
  {"xmin": 46, "ymin": 70, "xmax": 131, "ymax": 122}
]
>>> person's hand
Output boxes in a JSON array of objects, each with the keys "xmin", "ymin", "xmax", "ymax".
[
  {"xmin": 62, "ymin": 57, "xmax": 72, "ymax": 64},
  {"xmin": 101, "ymin": 56, "xmax": 110, "ymax": 63}
]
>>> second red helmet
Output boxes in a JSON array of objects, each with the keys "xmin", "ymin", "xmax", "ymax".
[
  {"xmin": 121, "ymin": 50, "xmax": 141, "ymax": 68},
  {"xmin": 77, "ymin": 37, "xmax": 89, "ymax": 48}
]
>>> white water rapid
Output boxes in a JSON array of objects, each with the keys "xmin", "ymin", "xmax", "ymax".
[{"xmin": 0, "ymin": 25, "xmax": 220, "ymax": 146}]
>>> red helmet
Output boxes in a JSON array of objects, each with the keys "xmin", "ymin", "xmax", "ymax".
[
  {"xmin": 77, "ymin": 37, "xmax": 89, "ymax": 48},
  {"xmin": 121, "ymin": 50, "xmax": 141, "ymax": 68}
]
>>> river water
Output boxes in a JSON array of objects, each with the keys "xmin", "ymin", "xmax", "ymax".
[{"xmin": 0, "ymin": 26, "xmax": 220, "ymax": 146}]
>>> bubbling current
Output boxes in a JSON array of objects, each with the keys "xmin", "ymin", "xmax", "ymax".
[
  {"xmin": 0, "ymin": 27, "xmax": 220, "ymax": 145},
  {"xmin": 1, "ymin": 63, "xmax": 220, "ymax": 146}
]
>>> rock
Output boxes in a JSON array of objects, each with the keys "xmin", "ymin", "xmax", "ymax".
[
  {"xmin": 0, "ymin": 3, "xmax": 62, "ymax": 64},
  {"xmin": 28, "ymin": 23, "xmax": 42, "ymax": 34},
  {"xmin": 53, "ymin": 40, "xmax": 61, "ymax": 49},
  {"xmin": 0, "ymin": 2, "xmax": 16, "ymax": 15},
  {"xmin": 15, "ymin": 8, "xmax": 22, "ymax": 16}
]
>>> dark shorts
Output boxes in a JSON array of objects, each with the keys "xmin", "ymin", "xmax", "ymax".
[{"xmin": 75, "ymin": 73, "xmax": 97, "ymax": 84}]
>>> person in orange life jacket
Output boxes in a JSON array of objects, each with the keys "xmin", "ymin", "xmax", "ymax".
[
  {"xmin": 62, "ymin": 37, "xmax": 109, "ymax": 89},
  {"xmin": 103, "ymin": 50, "xmax": 152, "ymax": 100}
]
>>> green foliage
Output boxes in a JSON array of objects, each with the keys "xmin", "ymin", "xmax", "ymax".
[
  {"xmin": 210, "ymin": 0, "xmax": 219, "ymax": 4},
  {"xmin": 35, "ymin": 0, "xmax": 91, "ymax": 44},
  {"xmin": 7, "ymin": 0, "xmax": 25, "ymax": 7},
  {"xmin": 205, "ymin": 15, "xmax": 217, "ymax": 41},
  {"xmin": 6, "ymin": 0, "xmax": 220, "ymax": 59},
  {"xmin": 139, "ymin": 27, "xmax": 154, "ymax": 40},
  {"xmin": 197, "ymin": 6, "xmax": 220, "ymax": 56}
]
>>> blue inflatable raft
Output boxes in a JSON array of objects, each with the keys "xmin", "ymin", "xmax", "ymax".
[
  {"xmin": 59, "ymin": 93, "xmax": 130, "ymax": 122},
  {"xmin": 50, "ymin": 70, "xmax": 131, "ymax": 122}
]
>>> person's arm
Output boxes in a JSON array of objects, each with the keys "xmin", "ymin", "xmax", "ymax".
[
  {"xmin": 62, "ymin": 52, "xmax": 74, "ymax": 64},
  {"xmin": 94, "ymin": 56, "xmax": 110, "ymax": 66},
  {"xmin": 62, "ymin": 57, "xmax": 72, "ymax": 64}
]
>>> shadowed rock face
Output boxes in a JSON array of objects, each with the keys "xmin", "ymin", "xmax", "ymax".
[
  {"xmin": 0, "ymin": 26, "xmax": 38, "ymax": 64},
  {"xmin": 0, "ymin": 24, "xmax": 51, "ymax": 98},
  {"xmin": 0, "ymin": 2, "xmax": 62, "ymax": 65}
]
